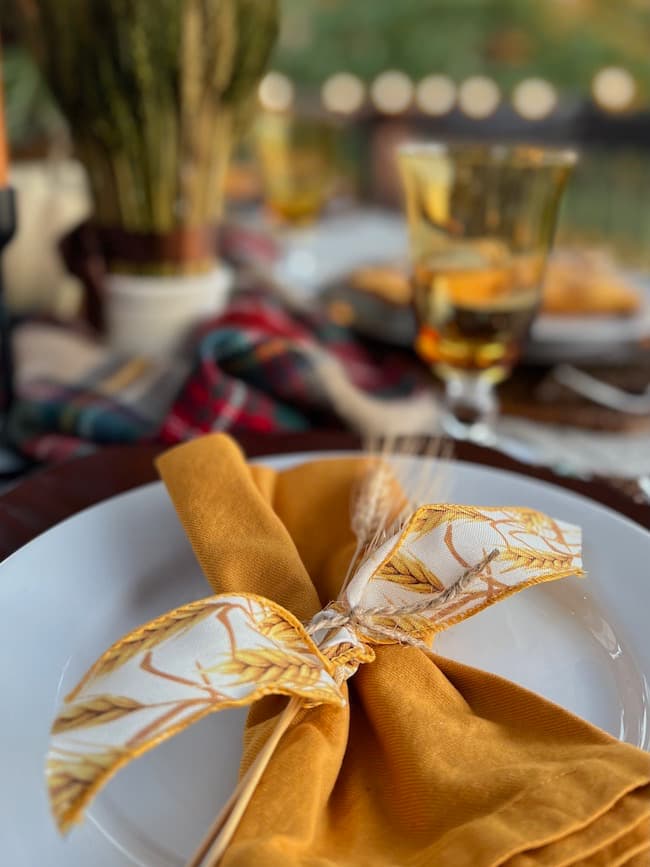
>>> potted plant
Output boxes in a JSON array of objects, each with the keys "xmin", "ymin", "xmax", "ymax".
[{"xmin": 19, "ymin": 0, "xmax": 278, "ymax": 355}]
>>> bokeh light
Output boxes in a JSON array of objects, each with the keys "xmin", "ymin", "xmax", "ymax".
[
  {"xmin": 370, "ymin": 71, "xmax": 414, "ymax": 115},
  {"xmin": 258, "ymin": 72, "xmax": 294, "ymax": 112},
  {"xmin": 322, "ymin": 73, "xmax": 366, "ymax": 114},
  {"xmin": 416, "ymin": 75, "xmax": 457, "ymax": 116},
  {"xmin": 512, "ymin": 78, "xmax": 558, "ymax": 120},
  {"xmin": 458, "ymin": 76, "xmax": 501, "ymax": 119},
  {"xmin": 592, "ymin": 67, "xmax": 637, "ymax": 112}
]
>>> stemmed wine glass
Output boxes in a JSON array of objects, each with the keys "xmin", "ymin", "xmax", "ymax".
[
  {"xmin": 398, "ymin": 142, "xmax": 576, "ymax": 443},
  {"xmin": 253, "ymin": 112, "xmax": 337, "ymax": 225}
]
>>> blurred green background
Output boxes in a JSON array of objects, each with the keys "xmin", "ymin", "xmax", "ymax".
[
  {"xmin": 4, "ymin": 0, "xmax": 650, "ymax": 267},
  {"xmin": 274, "ymin": 0, "xmax": 650, "ymax": 97},
  {"xmin": 4, "ymin": 0, "xmax": 650, "ymax": 150}
]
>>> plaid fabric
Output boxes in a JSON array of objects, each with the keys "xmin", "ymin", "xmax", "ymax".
[
  {"xmin": 14, "ymin": 290, "xmax": 425, "ymax": 463},
  {"xmin": 13, "ymin": 360, "xmax": 155, "ymax": 463}
]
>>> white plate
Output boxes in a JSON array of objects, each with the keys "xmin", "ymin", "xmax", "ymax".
[
  {"xmin": 270, "ymin": 208, "xmax": 407, "ymax": 301},
  {"xmin": 529, "ymin": 272, "xmax": 650, "ymax": 364},
  {"xmin": 2, "ymin": 453, "xmax": 649, "ymax": 866}
]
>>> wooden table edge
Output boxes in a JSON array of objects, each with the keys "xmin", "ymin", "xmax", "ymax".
[{"xmin": 0, "ymin": 431, "xmax": 648, "ymax": 561}]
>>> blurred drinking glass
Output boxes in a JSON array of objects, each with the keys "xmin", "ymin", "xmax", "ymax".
[
  {"xmin": 254, "ymin": 113, "xmax": 337, "ymax": 225},
  {"xmin": 398, "ymin": 142, "xmax": 576, "ymax": 442}
]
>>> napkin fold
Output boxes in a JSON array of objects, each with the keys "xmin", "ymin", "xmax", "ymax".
[{"xmin": 156, "ymin": 435, "xmax": 650, "ymax": 866}]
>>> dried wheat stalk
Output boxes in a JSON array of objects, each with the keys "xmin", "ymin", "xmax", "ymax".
[
  {"xmin": 18, "ymin": 0, "xmax": 278, "ymax": 272},
  {"xmin": 186, "ymin": 696, "xmax": 302, "ymax": 867},
  {"xmin": 341, "ymin": 435, "xmax": 449, "ymax": 596}
]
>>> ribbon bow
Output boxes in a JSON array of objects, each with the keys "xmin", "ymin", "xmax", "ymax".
[{"xmin": 47, "ymin": 502, "xmax": 582, "ymax": 835}]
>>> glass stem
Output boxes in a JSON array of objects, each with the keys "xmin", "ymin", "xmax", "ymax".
[{"xmin": 440, "ymin": 374, "xmax": 498, "ymax": 444}]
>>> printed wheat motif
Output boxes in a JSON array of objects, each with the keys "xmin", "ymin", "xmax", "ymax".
[
  {"xmin": 215, "ymin": 648, "xmax": 325, "ymax": 687},
  {"xmin": 506, "ymin": 508, "xmax": 554, "ymax": 534},
  {"xmin": 52, "ymin": 696, "xmax": 144, "ymax": 733},
  {"xmin": 500, "ymin": 547, "xmax": 579, "ymax": 575},
  {"xmin": 374, "ymin": 549, "xmax": 444, "ymax": 593},
  {"xmin": 48, "ymin": 748, "xmax": 125, "ymax": 830},
  {"xmin": 257, "ymin": 610, "xmax": 308, "ymax": 648},
  {"xmin": 321, "ymin": 639, "xmax": 375, "ymax": 668},
  {"xmin": 410, "ymin": 505, "xmax": 490, "ymax": 538},
  {"xmin": 321, "ymin": 640, "xmax": 356, "ymax": 660},
  {"xmin": 72, "ymin": 601, "xmax": 223, "ymax": 691},
  {"xmin": 504, "ymin": 509, "xmax": 579, "ymax": 555}
]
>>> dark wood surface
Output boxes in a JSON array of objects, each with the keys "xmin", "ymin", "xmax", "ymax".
[{"xmin": 0, "ymin": 431, "xmax": 648, "ymax": 561}]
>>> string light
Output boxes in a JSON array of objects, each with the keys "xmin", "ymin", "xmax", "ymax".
[
  {"xmin": 416, "ymin": 75, "xmax": 456, "ymax": 116},
  {"xmin": 512, "ymin": 78, "xmax": 558, "ymax": 120},
  {"xmin": 592, "ymin": 67, "xmax": 636, "ymax": 112},
  {"xmin": 258, "ymin": 72, "xmax": 294, "ymax": 112},
  {"xmin": 322, "ymin": 73, "xmax": 365, "ymax": 114},
  {"xmin": 458, "ymin": 76, "xmax": 500, "ymax": 119},
  {"xmin": 370, "ymin": 70, "xmax": 414, "ymax": 115}
]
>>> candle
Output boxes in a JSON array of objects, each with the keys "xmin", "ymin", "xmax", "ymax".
[{"xmin": 0, "ymin": 40, "xmax": 8, "ymax": 186}]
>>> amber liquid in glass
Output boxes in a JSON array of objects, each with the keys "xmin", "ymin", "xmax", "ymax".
[
  {"xmin": 266, "ymin": 188, "xmax": 328, "ymax": 224},
  {"xmin": 412, "ymin": 254, "xmax": 541, "ymax": 383},
  {"xmin": 256, "ymin": 132, "xmax": 334, "ymax": 225}
]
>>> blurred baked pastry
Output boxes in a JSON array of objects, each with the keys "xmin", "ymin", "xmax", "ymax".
[
  {"xmin": 542, "ymin": 249, "xmax": 640, "ymax": 317},
  {"xmin": 349, "ymin": 264, "xmax": 412, "ymax": 306},
  {"xmin": 346, "ymin": 249, "xmax": 641, "ymax": 320}
]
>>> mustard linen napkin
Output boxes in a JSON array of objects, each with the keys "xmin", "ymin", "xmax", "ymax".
[{"xmin": 156, "ymin": 434, "xmax": 650, "ymax": 867}]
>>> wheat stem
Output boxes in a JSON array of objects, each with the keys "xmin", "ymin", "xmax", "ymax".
[
  {"xmin": 184, "ymin": 696, "xmax": 302, "ymax": 867},
  {"xmin": 183, "ymin": 767, "xmax": 251, "ymax": 867}
]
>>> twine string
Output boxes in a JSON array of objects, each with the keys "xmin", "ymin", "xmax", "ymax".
[{"xmin": 306, "ymin": 548, "xmax": 500, "ymax": 652}]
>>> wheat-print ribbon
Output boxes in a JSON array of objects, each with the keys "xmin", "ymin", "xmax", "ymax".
[{"xmin": 47, "ymin": 502, "xmax": 582, "ymax": 834}]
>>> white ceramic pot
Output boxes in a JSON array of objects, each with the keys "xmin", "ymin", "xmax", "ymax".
[{"xmin": 105, "ymin": 264, "xmax": 233, "ymax": 358}]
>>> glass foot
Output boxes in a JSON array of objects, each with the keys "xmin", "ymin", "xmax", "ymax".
[{"xmin": 441, "ymin": 376, "xmax": 498, "ymax": 445}]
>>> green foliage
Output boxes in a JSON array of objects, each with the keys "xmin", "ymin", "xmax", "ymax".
[
  {"xmin": 2, "ymin": 45, "xmax": 65, "ymax": 148},
  {"xmin": 274, "ymin": 0, "xmax": 650, "ymax": 96}
]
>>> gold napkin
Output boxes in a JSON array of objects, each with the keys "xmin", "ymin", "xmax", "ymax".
[{"xmin": 154, "ymin": 434, "xmax": 650, "ymax": 867}]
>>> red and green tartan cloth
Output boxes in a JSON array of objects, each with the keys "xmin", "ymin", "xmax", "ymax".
[{"xmin": 13, "ymin": 290, "xmax": 426, "ymax": 463}]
